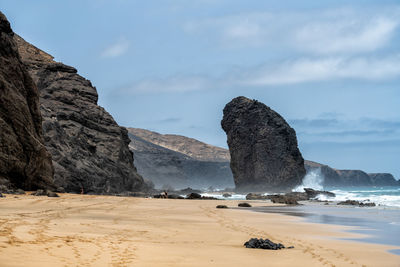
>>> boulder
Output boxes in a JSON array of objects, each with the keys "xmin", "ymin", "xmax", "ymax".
[
  {"xmin": 186, "ymin": 192, "xmax": 202, "ymax": 199},
  {"xmin": 268, "ymin": 195, "xmax": 299, "ymax": 205},
  {"xmin": 216, "ymin": 205, "xmax": 228, "ymax": 209},
  {"xmin": 221, "ymin": 96, "xmax": 305, "ymax": 192},
  {"xmin": 244, "ymin": 238, "xmax": 285, "ymax": 250},
  {"xmin": 0, "ymin": 12, "xmax": 54, "ymax": 191},
  {"xmin": 223, "ymin": 193, "xmax": 232, "ymax": 198},
  {"xmin": 304, "ymin": 188, "xmax": 335, "ymax": 199},
  {"xmin": 238, "ymin": 202, "xmax": 252, "ymax": 207},
  {"xmin": 337, "ymin": 200, "xmax": 376, "ymax": 207},
  {"xmin": 0, "ymin": 185, "xmax": 25, "ymax": 195},
  {"xmin": 246, "ymin": 193, "xmax": 269, "ymax": 200},
  {"xmin": 46, "ymin": 191, "xmax": 59, "ymax": 197},
  {"xmin": 31, "ymin": 189, "xmax": 47, "ymax": 196},
  {"xmin": 284, "ymin": 192, "xmax": 309, "ymax": 201}
]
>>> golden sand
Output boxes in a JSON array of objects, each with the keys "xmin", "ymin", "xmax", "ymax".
[{"xmin": 0, "ymin": 194, "xmax": 398, "ymax": 266}]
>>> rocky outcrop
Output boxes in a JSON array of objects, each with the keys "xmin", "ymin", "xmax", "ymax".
[
  {"xmin": 13, "ymin": 34, "xmax": 145, "ymax": 194},
  {"xmin": 303, "ymin": 188, "xmax": 335, "ymax": 198},
  {"xmin": 337, "ymin": 200, "xmax": 376, "ymax": 207},
  {"xmin": 0, "ymin": 12, "xmax": 54, "ymax": 190},
  {"xmin": 221, "ymin": 96, "xmax": 305, "ymax": 192},
  {"xmin": 128, "ymin": 128, "xmax": 234, "ymax": 189}
]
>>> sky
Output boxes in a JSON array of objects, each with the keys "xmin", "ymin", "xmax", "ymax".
[{"xmin": 1, "ymin": 0, "xmax": 400, "ymax": 179}]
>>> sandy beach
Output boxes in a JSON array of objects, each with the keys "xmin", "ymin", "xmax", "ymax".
[{"xmin": 0, "ymin": 194, "xmax": 399, "ymax": 267}]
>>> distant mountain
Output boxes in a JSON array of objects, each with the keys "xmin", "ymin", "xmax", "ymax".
[
  {"xmin": 128, "ymin": 128, "xmax": 398, "ymax": 190},
  {"xmin": 304, "ymin": 160, "xmax": 399, "ymax": 187},
  {"xmin": 127, "ymin": 128, "xmax": 234, "ymax": 189},
  {"xmin": 129, "ymin": 128, "xmax": 230, "ymax": 162}
]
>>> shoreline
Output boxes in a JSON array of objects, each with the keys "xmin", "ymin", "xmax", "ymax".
[
  {"xmin": 248, "ymin": 201, "xmax": 400, "ymax": 255},
  {"xmin": 0, "ymin": 194, "xmax": 399, "ymax": 266}
]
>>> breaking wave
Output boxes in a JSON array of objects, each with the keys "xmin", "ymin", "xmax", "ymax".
[{"xmin": 293, "ymin": 168, "xmax": 324, "ymax": 192}]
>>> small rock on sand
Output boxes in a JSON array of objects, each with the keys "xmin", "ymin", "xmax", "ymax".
[{"xmin": 244, "ymin": 238, "xmax": 285, "ymax": 250}]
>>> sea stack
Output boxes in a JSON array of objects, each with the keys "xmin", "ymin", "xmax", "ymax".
[
  {"xmin": 12, "ymin": 33, "xmax": 145, "ymax": 194},
  {"xmin": 0, "ymin": 12, "xmax": 54, "ymax": 190},
  {"xmin": 221, "ymin": 96, "xmax": 305, "ymax": 192}
]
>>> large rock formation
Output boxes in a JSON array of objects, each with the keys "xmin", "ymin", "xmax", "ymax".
[
  {"xmin": 0, "ymin": 12, "xmax": 54, "ymax": 190},
  {"xmin": 128, "ymin": 128, "xmax": 234, "ymax": 189},
  {"xmin": 221, "ymin": 96, "xmax": 305, "ymax": 192},
  {"xmin": 130, "ymin": 126, "xmax": 398, "ymax": 190},
  {"xmin": 13, "ymin": 34, "xmax": 145, "ymax": 194}
]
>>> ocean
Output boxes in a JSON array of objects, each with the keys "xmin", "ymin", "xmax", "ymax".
[{"xmin": 202, "ymin": 187, "xmax": 400, "ymax": 208}]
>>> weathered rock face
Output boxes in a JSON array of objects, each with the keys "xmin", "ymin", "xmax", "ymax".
[
  {"xmin": 128, "ymin": 128, "xmax": 234, "ymax": 189},
  {"xmin": 0, "ymin": 12, "xmax": 54, "ymax": 190},
  {"xmin": 13, "ymin": 35, "xmax": 145, "ymax": 194},
  {"xmin": 221, "ymin": 96, "xmax": 305, "ymax": 192}
]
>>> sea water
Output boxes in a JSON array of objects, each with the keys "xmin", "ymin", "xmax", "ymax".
[
  {"xmin": 317, "ymin": 187, "xmax": 400, "ymax": 208},
  {"xmin": 294, "ymin": 168, "xmax": 400, "ymax": 208},
  {"xmin": 203, "ymin": 168, "xmax": 400, "ymax": 208}
]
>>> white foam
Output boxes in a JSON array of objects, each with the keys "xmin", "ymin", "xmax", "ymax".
[
  {"xmin": 200, "ymin": 192, "xmax": 247, "ymax": 200},
  {"xmin": 293, "ymin": 168, "xmax": 324, "ymax": 192},
  {"xmin": 317, "ymin": 189, "xmax": 400, "ymax": 208}
]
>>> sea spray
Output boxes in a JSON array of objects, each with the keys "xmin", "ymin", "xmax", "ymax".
[{"xmin": 293, "ymin": 168, "xmax": 325, "ymax": 192}]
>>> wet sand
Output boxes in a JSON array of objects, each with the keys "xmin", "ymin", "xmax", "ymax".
[
  {"xmin": 250, "ymin": 203, "xmax": 400, "ymax": 255},
  {"xmin": 0, "ymin": 193, "xmax": 399, "ymax": 266}
]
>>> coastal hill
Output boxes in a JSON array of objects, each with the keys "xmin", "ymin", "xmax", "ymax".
[
  {"xmin": 127, "ymin": 128, "xmax": 234, "ymax": 189},
  {"xmin": 129, "ymin": 128, "xmax": 229, "ymax": 162},
  {"xmin": 0, "ymin": 12, "xmax": 54, "ymax": 190},
  {"xmin": 128, "ymin": 128, "xmax": 398, "ymax": 190},
  {"xmin": 12, "ymin": 33, "xmax": 145, "ymax": 193},
  {"xmin": 305, "ymin": 160, "xmax": 399, "ymax": 187}
]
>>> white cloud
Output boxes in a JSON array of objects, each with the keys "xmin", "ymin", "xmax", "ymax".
[
  {"xmin": 242, "ymin": 55, "xmax": 400, "ymax": 86},
  {"xmin": 101, "ymin": 38, "xmax": 130, "ymax": 58},
  {"xmin": 184, "ymin": 7, "xmax": 400, "ymax": 53},
  {"xmin": 295, "ymin": 17, "xmax": 398, "ymax": 54},
  {"xmin": 121, "ymin": 75, "xmax": 211, "ymax": 94},
  {"xmin": 118, "ymin": 54, "xmax": 400, "ymax": 94}
]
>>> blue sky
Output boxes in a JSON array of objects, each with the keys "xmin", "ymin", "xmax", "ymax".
[{"xmin": 2, "ymin": 0, "xmax": 400, "ymax": 179}]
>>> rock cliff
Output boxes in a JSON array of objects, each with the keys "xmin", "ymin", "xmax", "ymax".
[
  {"xmin": 13, "ymin": 34, "xmax": 145, "ymax": 194},
  {"xmin": 305, "ymin": 161, "xmax": 399, "ymax": 187},
  {"xmin": 127, "ymin": 128, "xmax": 234, "ymax": 189},
  {"xmin": 0, "ymin": 12, "xmax": 54, "ymax": 190},
  {"xmin": 368, "ymin": 173, "xmax": 399, "ymax": 186},
  {"xmin": 221, "ymin": 96, "xmax": 305, "ymax": 192}
]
